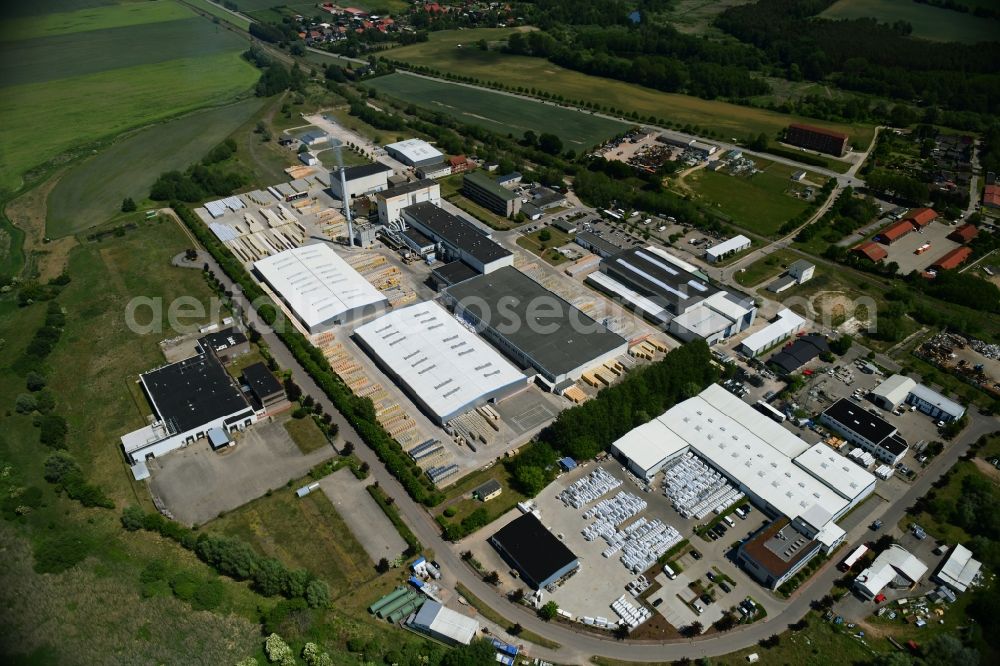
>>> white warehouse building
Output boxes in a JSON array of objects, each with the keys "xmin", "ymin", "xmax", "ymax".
[
  {"xmin": 705, "ymin": 235, "xmax": 751, "ymax": 263},
  {"xmin": 610, "ymin": 384, "xmax": 876, "ymax": 551},
  {"xmin": 253, "ymin": 244, "xmax": 387, "ymax": 334},
  {"xmin": 385, "ymin": 138, "xmax": 445, "ymax": 168},
  {"xmin": 737, "ymin": 308, "xmax": 806, "ymax": 358},
  {"xmin": 330, "ymin": 162, "xmax": 394, "ymax": 200},
  {"xmin": 376, "ymin": 179, "xmax": 441, "ymax": 226},
  {"xmin": 353, "ymin": 301, "xmax": 528, "ymax": 424}
]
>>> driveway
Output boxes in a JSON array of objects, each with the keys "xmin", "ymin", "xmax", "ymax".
[{"xmin": 317, "ymin": 468, "xmax": 407, "ymax": 564}]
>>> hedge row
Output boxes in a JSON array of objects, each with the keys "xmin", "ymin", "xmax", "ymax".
[
  {"xmin": 367, "ymin": 484, "xmax": 421, "ymax": 556},
  {"xmin": 172, "ymin": 203, "xmax": 444, "ymax": 506}
]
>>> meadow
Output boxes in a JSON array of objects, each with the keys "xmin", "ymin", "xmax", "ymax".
[
  {"xmin": 46, "ymin": 97, "xmax": 265, "ymax": 238},
  {"xmin": 0, "ymin": 0, "xmax": 193, "ymax": 40},
  {"xmin": 383, "ymin": 29, "xmax": 874, "ymax": 147},
  {"xmin": 821, "ymin": 0, "xmax": 1000, "ymax": 43},
  {"xmin": 681, "ymin": 163, "xmax": 812, "ymax": 236},
  {"xmin": 181, "ymin": 0, "xmax": 252, "ymax": 29},
  {"xmin": 365, "ymin": 72, "xmax": 628, "ymax": 149}
]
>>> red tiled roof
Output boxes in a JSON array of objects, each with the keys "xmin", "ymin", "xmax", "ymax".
[
  {"xmin": 788, "ymin": 123, "xmax": 849, "ymax": 141},
  {"xmin": 931, "ymin": 246, "xmax": 972, "ymax": 271},
  {"xmin": 947, "ymin": 224, "xmax": 978, "ymax": 244},
  {"xmin": 905, "ymin": 207, "xmax": 936, "ymax": 227},
  {"xmin": 853, "ymin": 241, "xmax": 888, "ymax": 262},
  {"xmin": 877, "ymin": 220, "xmax": 916, "ymax": 244},
  {"xmin": 984, "ymin": 184, "xmax": 1000, "ymax": 208}
]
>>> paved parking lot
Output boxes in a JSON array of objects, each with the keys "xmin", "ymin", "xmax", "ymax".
[
  {"xmin": 318, "ymin": 467, "xmax": 407, "ymax": 563},
  {"xmin": 882, "ymin": 220, "xmax": 961, "ymax": 274},
  {"xmin": 149, "ymin": 420, "xmax": 335, "ymax": 525}
]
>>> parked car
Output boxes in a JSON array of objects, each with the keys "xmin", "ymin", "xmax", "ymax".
[
  {"xmin": 690, "ymin": 550, "xmax": 703, "ymax": 560},
  {"xmin": 706, "ymin": 571, "xmax": 716, "ymax": 582},
  {"xmin": 870, "ymin": 520, "xmax": 883, "ymax": 531},
  {"xmin": 700, "ymin": 593, "xmax": 713, "ymax": 606},
  {"xmin": 720, "ymin": 582, "xmax": 732, "ymax": 594},
  {"xmin": 652, "ymin": 598, "xmax": 663, "ymax": 607}
]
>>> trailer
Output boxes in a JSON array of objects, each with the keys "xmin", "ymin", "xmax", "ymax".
[{"xmin": 839, "ymin": 544, "xmax": 869, "ymax": 571}]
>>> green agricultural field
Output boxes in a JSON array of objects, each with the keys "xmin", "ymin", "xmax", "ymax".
[
  {"xmin": 0, "ymin": 17, "xmax": 249, "ymax": 87},
  {"xmin": 821, "ymin": 0, "xmax": 1000, "ymax": 43},
  {"xmin": 366, "ymin": 72, "xmax": 628, "ymax": 149},
  {"xmin": 383, "ymin": 29, "xmax": 874, "ymax": 147},
  {"xmin": 0, "ymin": 0, "xmax": 193, "ymax": 40},
  {"xmin": 0, "ymin": 51, "xmax": 258, "ymax": 194},
  {"xmin": 182, "ymin": 0, "xmax": 252, "ymax": 30},
  {"xmin": 46, "ymin": 97, "xmax": 264, "ymax": 237},
  {"xmin": 681, "ymin": 164, "xmax": 812, "ymax": 236}
]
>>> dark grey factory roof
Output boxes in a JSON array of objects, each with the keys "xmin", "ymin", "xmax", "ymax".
[
  {"xmin": 444, "ymin": 266, "xmax": 627, "ymax": 377},
  {"xmin": 242, "ymin": 362, "xmax": 283, "ymax": 400},
  {"xmin": 378, "ymin": 178, "xmax": 437, "ymax": 199},
  {"xmin": 141, "ymin": 353, "xmax": 252, "ymax": 434},
  {"xmin": 603, "ymin": 246, "xmax": 719, "ymax": 308},
  {"xmin": 431, "ymin": 261, "xmax": 478, "ymax": 286},
  {"xmin": 403, "ymin": 201, "xmax": 511, "ymax": 264},
  {"xmin": 464, "ymin": 171, "xmax": 517, "ymax": 201},
  {"xmin": 823, "ymin": 398, "xmax": 897, "ymax": 446},
  {"xmin": 339, "ymin": 161, "xmax": 393, "ymax": 182},
  {"xmin": 401, "ymin": 226, "xmax": 434, "ymax": 249},
  {"xmin": 575, "ymin": 231, "xmax": 625, "ymax": 258},
  {"xmin": 768, "ymin": 334, "xmax": 829, "ymax": 375},
  {"xmin": 491, "ymin": 513, "xmax": 577, "ymax": 588},
  {"xmin": 198, "ymin": 327, "xmax": 247, "ymax": 354}
]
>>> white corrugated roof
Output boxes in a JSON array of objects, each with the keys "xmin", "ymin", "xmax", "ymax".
[
  {"xmin": 935, "ymin": 543, "xmax": 981, "ymax": 592},
  {"xmin": 672, "ymin": 304, "xmax": 732, "ymax": 337},
  {"xmin": 353, "ymin": 302, "xmax": 526, "ymax": 422},
  {"xmin": 856, "ymin": 545, "xmax": 927, "ymax": 596},
  {"xmin": 386, "ymin": 138, "xmax": 444, "ymax": 163},
  {"xmin": 793, "ymin": 443, "xmax": 876, "ymax": 501},
  {"xmin": 706, "ymin": 235, "xmax": 751, "ymax": 259},
  {"xmin": 610, "ymin": 418, "xmax": 688, "ymax": 474},
  {"xmin": 411, "ymin": 601, "xmax": 478, "ymax": 645},
  {"xmin": 909, "ymin": 383, "xmax": 965, "ymax": 419},
  {"xmin": 740, "ymin": 309, "xmax": 805, "ymax": 355},
  {"xmin": 253, "ymin": 244, "xmax": 387, "ymax": 330},
  {"xmin": 871, "ymin": 374, "xmax": 917, "ymax": 407},
  {"xmin": 587, "ymin": 272, "xmax": 669, "ymax": 323}
]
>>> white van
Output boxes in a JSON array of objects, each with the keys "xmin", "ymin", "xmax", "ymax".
[
  {"xmin": 662, "ymin": 564, "xmax": 677, "ymax": 580},
  {"xmin": 723, "ymin": 515, "xmax": 736, "ymax": 528}
]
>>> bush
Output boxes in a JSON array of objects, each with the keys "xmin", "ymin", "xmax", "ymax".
[
  {"xmin": 37, "ymin": 414, "xmax": 68, "ymax": 448},
  {"xmin": 25, "ymin": 371, "xmax": 46, "ymax": 391},
  {"xmin": 192, "ymin": 578, "xmax": 225, "ymax": 610},
  {"xmin": 15, "ymin": 393, "xmax": 37, "ymax": 414},
  {"xmin": 121, "ymin": 505, "xmax": 145, "ymax": 531},
  {"xmin": 34, "ymin": 531, "xmax": 90, "ymax": 574}
]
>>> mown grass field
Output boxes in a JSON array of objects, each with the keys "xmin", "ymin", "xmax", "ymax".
[
  {"xmin": 182, "ymin": 0, "xmax": 252, "ymax": 30},
  {"xmin": 383, "ymin": 29, "xmax": 874, "ymax": 147},
  {"xmin": 821, "ymin": 0, "xmax": 1000, "ymax": 43},
  {"xmin": 46, "ymin": 97, "xmax": 265, "ymax": 238},
  {"xmin": 681, "ymin": 162, "xmax": 813, "ymax": 236},
  {"xmin": 366, "ymin": 72, "xmax": 628, "ymax": 150},
  {"xmin": 734, "ymin": 248, "xmax": 804, "ymax": 287}
]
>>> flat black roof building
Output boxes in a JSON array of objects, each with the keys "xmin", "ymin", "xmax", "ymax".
[
  {"xmin": 401, "ymin": 226, "xmax": 435, "ymax": 252},
  {"xmin": 575, "ymin": 231, "xmax": 626, "ymax": 259},
  {"xmin": 339, "ymin": 161, "xmax": 394, "ymax": 182},
  {"xmin": 402, "ymin": 202, "xmax": 513, "ymax": 273},
  {"xmin": 443, "ymin": 266, "xmax": 628, "ymax": 385},
  {"xmin": 768, "ymin": 334, "xmax": 829, "ymax": 375},
  {"xmin": 140, "ymin": 353, "xmax": 254, "ymax": 434},
  {"xmin": 198, "ymin": 327, "xmax": 247, "ymax": 354},
  {"xmin": 822, "ymin": 399, "xmax": 896, "ymax": 447},
  {"xmin": 242, "ymin": 362, "xmax": 283, "ymax": 400},
  {"xmin": 490, "ymin": 513, "xmax": 579, "ymax": 589},
  {"xmin": 430, "ymin": 260, "xmax": 478, "ymax": 289}
]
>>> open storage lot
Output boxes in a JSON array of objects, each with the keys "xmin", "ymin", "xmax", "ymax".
[
  {"xmin": 148, "ymin": 419, "xmax": 335, "ymax": 525},
  {"xmin": 878, "ymin": 220, "xmax": 962, "ymax": 274},
  {"xmin": 318, "ymin": 467, "xmax": 408, "ymax": 563}
]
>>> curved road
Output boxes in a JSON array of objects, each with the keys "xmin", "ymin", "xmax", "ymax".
[{"xmin": 169, "ymin": 211, "xmax": 995, "ymax": 664}]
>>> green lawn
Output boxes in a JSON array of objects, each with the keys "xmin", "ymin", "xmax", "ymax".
[
  {"xmin": 46, "ymin": 97, "xmax": 264, "ymax": 237},
  {"xmin": 821, "ymin": 0, "xmax": 1000, "ymax": 43},
  {"xmin": 734, "ymin": 248, "xmax": 806, "ymax": 287},
  {"xmin": 682, "ymin": 164, "xmax": 812, "ymax": 236},
  {"xmin": 383, "ymin": 29, "xmax": 874, "ymax": 147},
  {"xmin": 284, "ymin": 415, "xmax": 331, "ymax": 455},
  {"xmin": 517, "ymin": 227, "xmax": 574, "ymax": 265},
  {"xmin": 435, "ymin": 464, "xmax": 528, "ymax": 529},
  {"xmin": 0, "ymin": 0, "xmax": 194, "ymax": 40},
  {"xmin": 365, "ymin": 72, "xmax": 628, "ymax": 150}
]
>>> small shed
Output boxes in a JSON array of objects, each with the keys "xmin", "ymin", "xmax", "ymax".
[
  {"xmin": 473, "ymin": 479, "xmax": 502, "ymax": 502},
  {"xmin": 558, "ymin": 457, "xmax": 577, "ymax": 472},
  {"xmin": 207, "ymin": 427, "xmax": 231, "ymax": 450}
]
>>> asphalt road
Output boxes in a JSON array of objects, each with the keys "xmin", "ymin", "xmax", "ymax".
[{"xmin": 167, "ymin": 210, "xmax": 998, "ymax": 664}]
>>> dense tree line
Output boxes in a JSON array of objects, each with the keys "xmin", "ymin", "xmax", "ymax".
[
  {"xmin": 505, "ymin": 25, "xmax": 767, "ymax": 100},
  {"xmin": 539, "ymin": 340, "xmax": 717, "ymax": 459},
  {"xmin": 864, "ymin": 170, "xmax": 930, "ymax": 205},
  {"xmin": 122, "ymin": 507, "xmax": 331, "ymax": 606},
  {"xmin": 795, "ymin": 187, "xmax": 879, "ymax": 245},
  {"xmin": 715, "ymin": 0, "xmax": 1000, "ymax": 115},
  {"xmin": 149, "ymin": 140, "xmax": 247, "ymax": 202}
]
